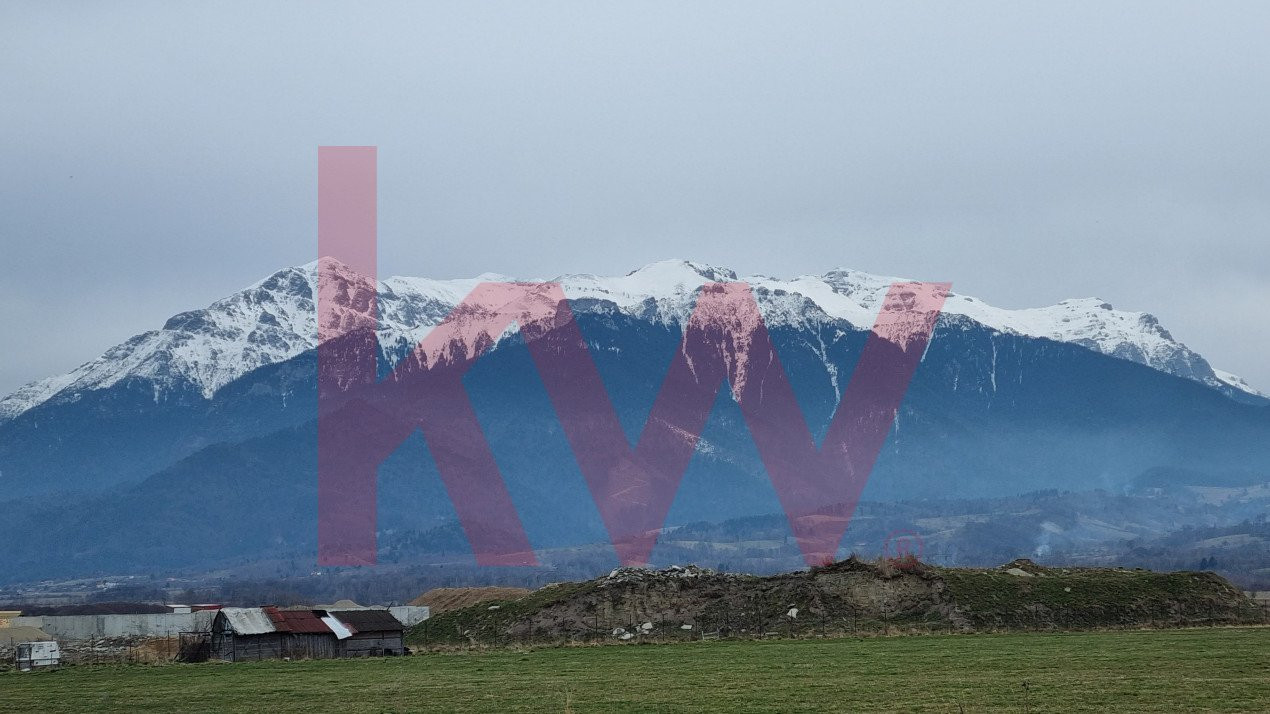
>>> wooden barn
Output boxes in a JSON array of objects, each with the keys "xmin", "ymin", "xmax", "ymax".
[
  {"xmin": 211, "ymin": 607, "xmax": 337, "ymax": 661},
  {"xmin": 209, "ymin": 606, "xmax": 404, "ymax": 661}
]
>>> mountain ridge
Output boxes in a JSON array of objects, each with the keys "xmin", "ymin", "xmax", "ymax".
[
  {"xmin": 2, "ymin": 270, "xmax": 1268, "ymax": 581},
  {"xmin": 1, "ymin": 258, "xmax": 1261, "ymax": 423}
]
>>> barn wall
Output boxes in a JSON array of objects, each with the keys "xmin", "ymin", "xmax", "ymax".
[
  {"xmin": 211, "ymin": 632, "xmax": 340, "ymax": 661},
  {"xmin": 281, "ymin": 633, "xmax": 338, "ymax": 659},
  {"xmin": 211, "ymin": 631, "xmax": 233, "ymax": 661},
  {"xmin": 341, "ymin": 632, "xmax": 404, "ymax": 656},
  {"xmin": 231, "ymin": 634, "xmax": 284, "ymax": 662}
]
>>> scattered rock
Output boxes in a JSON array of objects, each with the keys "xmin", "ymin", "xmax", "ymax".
[
  {"xmin": 603, "ymin": 565, "xmax": 717, "ymax": 586},
  {"xmin": 1000, "ymin": 558, "xmax": 1048, "ymax": 576}
]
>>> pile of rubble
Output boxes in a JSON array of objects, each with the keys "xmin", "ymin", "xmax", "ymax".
[
  {"xmin": 601, "ymin": 564, "xmax": 719, "ymax": 586},
  {"xmin": 58, "ymin": 636, "xmax": 180, "ymax": 664}
]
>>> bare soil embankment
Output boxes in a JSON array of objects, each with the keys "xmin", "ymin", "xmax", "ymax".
[{"xmin": 407, "ymin": 558, "xmax": 1266, "ymax": 647}]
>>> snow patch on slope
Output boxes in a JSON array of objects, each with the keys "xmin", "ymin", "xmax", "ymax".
[{"xmin": 1213, "ymin": 369, "xmax": 1266, "ymax": 398}]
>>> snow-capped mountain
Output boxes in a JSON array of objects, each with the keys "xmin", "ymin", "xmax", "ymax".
[
  {"xmin": 4, "ymin": 259, "xmax": 1270, "ymax": 581},
  {"xmin": 0, "ymin": 258, "xmax": 1261, "ymax": 422}
]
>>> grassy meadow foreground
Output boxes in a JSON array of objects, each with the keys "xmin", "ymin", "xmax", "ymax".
[{"xmin": 3, "ymin": 627, "xmax": 1267, "ymax": 713}]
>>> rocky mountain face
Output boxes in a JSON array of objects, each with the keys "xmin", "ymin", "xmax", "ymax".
[
  {"xmin": 1, "ymin": 259, "xmax": 1261, "ymax": 425},
  {"xmin": 0, "ymin": 260, "xmax": 1267, "ymax": 583}
]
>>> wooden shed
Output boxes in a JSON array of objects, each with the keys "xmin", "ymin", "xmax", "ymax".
[
  {"xmin": 210, "ymin": 607, "xmax": 338, "ymax": 661},
  {"xmin": 209, "ymin": 606, "xmax": 405, "ymax": 661}
]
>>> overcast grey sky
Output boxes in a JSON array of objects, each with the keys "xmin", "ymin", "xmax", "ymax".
[{"xmin": 2, "ymin": 1, "xmax": 1268, "ymax": 395}]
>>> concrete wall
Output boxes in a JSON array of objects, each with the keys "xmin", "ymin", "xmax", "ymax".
[{"xmin": 10, "ymin": 611, "xmax": 216, "ymax": 640}]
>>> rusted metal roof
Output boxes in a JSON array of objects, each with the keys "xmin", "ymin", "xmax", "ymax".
[
  {"xmin": 275, "ymin": 609, "xmax": 333, "ymax": 634},
  {"xmin": 331, "ymin": 609, "xmax": 404, "ymax": 633},
  {"xmin": 219, "ymin": 606, "xmax": 411, "ymax": 637},
  {"xmin": 222, "ymin": 607, "xmax": 337, "ymax": 636},
  {"xmin": 263, "ymin": 606, "xmax": 287, "ymax": 630},
  {"xmin": 252, "ymin": 606, "xmax": 334, "ymax": 635}
]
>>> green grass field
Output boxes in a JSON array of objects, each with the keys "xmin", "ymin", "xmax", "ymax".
[{"xmin": 3, "ymin": 628, "xmax": 1267, "ymax": 712}]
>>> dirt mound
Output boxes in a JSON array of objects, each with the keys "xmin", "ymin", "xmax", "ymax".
[
  {"xmin": 410, "ymin": 586, "xmax": 532, "ymax": 613},
  {"xmin": 408, "ymin": 559, "xmax": 1267, "ymax": 648},
  {"xmin": 998, "ymin": 558, "xmax": 1051, "ymax": 576},
  {"xmin": 412, "ymin": 559, "xmax": 952, "ymax": 647}
]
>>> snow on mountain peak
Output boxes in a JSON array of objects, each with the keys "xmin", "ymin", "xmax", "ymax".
[
  {"xmin": 1214, "ymin": 369, "xmax": 1266, "ymax": 398},
  {"xmin": 625, "ymin": 259, "xmax": 739, "ymax": 284},
  {"xmin": 0, "ymin": 264, "xmax": 323, "ymax": 422},
  {"xmin": 0, "ymin": 259, "xmax": 1261, "ymax": 422},
  {"xmin": 935, "ymin": 291, "xmax": 1232, "ymax": 389}
]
